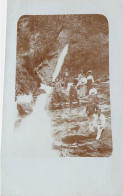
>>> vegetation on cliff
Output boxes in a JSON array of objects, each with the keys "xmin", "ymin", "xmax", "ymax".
[{"xmin": 16, "ymin": 15, "xmax": 109, "ymax": 96}]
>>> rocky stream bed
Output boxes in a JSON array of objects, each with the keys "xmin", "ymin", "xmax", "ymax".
[
  {"xmin": 50, "ymin": 81, "xmax": 112, "ymax": 157},
  {"xmin": 15, "ymin": 81, "xmax": 112, "ymax": 157}
]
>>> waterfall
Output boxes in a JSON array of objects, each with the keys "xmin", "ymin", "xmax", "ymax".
[
  {"xmin": 52, "ymin": 44, "xmax": 69, "ymax": 82},
  {"xmin": 14, "ymin": 44, "xmax": 69, "ymax": 157}
]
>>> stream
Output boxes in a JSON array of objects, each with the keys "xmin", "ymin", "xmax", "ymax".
[{"xmin": 14, "ymin": 43, "xmax": 112, "ymax": 157}]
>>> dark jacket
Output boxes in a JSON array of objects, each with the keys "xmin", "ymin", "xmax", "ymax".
[
  {"xmin": 86, "ymin": 102, "xmax": 99, "ymax": 116},
  {"xmin": 69, "ymin": 85, "xmax": 78, "ymax": 99}
]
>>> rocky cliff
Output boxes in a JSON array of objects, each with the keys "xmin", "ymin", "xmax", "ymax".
[{"xmin": 16, "ymin": 15, "xmax": 109, "ymax": 96}]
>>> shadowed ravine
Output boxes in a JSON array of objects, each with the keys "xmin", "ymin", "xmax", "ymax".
[{"xmin": 14, "ymin": 37, "xmax": 112, "ymax": 157}]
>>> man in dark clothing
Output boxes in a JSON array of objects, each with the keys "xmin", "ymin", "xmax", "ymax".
[
  {"xmin": 86, "ymin": 101, "xmax": 99, "ymax": 117},
  {"xmin": 69, "ymin": 83, "xmax": 79, "ymax": 109},
  {"xmin": 54, "ymin": 80, "xmax": 63, "ymax": 103},
  {"xmin": 51, "ymin": 80, "xmax": 64, "ymax": 108}
]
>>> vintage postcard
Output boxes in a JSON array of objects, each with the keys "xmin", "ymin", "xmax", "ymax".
[
  {"xmin": 14, "ymin": 14, "xmax": 112, "ymax": 157},
  {"xmin": 1, "ymin": 0, "xmax": 123, "ymax": 196}
]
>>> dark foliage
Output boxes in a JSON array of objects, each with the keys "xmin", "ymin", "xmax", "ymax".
[{"xmin": 16, "ymin": 15, "xmax": 109, "ymax": 96}]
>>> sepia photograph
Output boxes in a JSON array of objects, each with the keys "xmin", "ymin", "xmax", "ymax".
[{"xmin": 14, "ymin": 14, "xmax": 112, "ymax": 157}]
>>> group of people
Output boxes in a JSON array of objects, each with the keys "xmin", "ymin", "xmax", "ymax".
[
  {"xmin": 86, "ymin": 96, "xmax": 106, "ymax": 141},
  {"xmin": 52, "ymin": 69, "xmax": 106, "ymax": 141},
  {"xmin": 68, "ymin": 70, "xmax": 106, "ymax": 140},
  {"xmin": 69, "ymin": 70, "xmax": 98, "ymax": 109},
  {"xmin": 77, "ymin": 70, "xmax": 94, "ymax": 97}
]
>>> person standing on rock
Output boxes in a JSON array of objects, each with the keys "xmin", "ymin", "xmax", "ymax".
[
  {"xmin": 86, "ymin": 96, "xmax": 99, "ymax": 132},
  {"xmin": 69, "ymin": 80, "xmax": 79, "ymax": 110},
  {"xmin": 77, "ymin": 73, "xmax": 87, "ymax": 97},
  {"xmin": 77, "ymin": 73, "xmax": 83, "ymax": 90},
  {"xmin": 93, "ymin": 109, "xmax": 106, "ymax": 140},
  {"xmin": 63, "ymin": 67, "xmax": 69, "ymax": 89},
  {"xmin": 86, "ymin": 70, "xmax": 94, "ymax": 95},
  {"xmin": 52, "ymin": 79, "xmax": 63, "ymax": 105}
]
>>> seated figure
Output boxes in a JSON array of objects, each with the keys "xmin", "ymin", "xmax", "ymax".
[{"xmin": 93, "ymin": 109, "xmax": 106, "ymax": 140}]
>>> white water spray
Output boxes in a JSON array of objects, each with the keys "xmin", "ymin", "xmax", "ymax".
[
  {"xmin": 14, "ymin": 44, "xmax": 69, "ymax": 157},
  {"xmin": 52, "ymin": 44, "xmax": 69, "ymax": 82}
]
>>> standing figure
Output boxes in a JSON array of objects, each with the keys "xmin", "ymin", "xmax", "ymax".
[
  {"xmin": 77, "ymin": 73, "xmax": 87, "ymax": 97},
  {"xmin": 69, "ymin": 81, "xmax": 79, "ymax": 110},
  {"xmin": 93, "ymin": 109, "xmax": 106, "ymax": 140},
  {"xmin": 77, "ymin": 74, "xmax": 83, "ymax": 90},
  {"xmin": 63, "ymin": 67, "xmax": 69, "ymax": 89},
  {"xmin": 52, "ymin": 79, "xmax": 63, "ymax": 104},
  {"xmin": 86, "ymin": 70, "xmax": 94, "ymax": 95}
]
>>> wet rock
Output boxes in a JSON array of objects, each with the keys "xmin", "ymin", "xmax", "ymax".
[
  {"xmin": 62, "ymin": 134, "xmax": 96, "ymax": 144},
  {"xmin": 17, "ymin": 103, "xmax": 33, "ymax": 116},
  {"xmin": 49, "ymin": 80, "xmax": 112, "ymax": 157},
  {"xmin": 71, "ymin": 125, "xmax": 80, "ymax": 131}
]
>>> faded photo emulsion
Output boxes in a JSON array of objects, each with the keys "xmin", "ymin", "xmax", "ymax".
[{"xmin": 14, "ymin": 15, "xmax": 112, "ymax": 157}]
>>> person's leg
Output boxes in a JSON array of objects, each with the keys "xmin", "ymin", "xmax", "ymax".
[
  {"xmin": 96, "ymin": 126, "xmax": 103, "ymax": 140},
  {"xmin": 89, "ymin": 123, "xmax": 95, "ymax": 132},
  {"xmin": 74, "ymin": 94, "xmax": 79, "ymax": 107},
  {"xmin": 87, "ymin": 84, "xmax": 89, "ymax": 95},
  {"xmin": 80, "ymin": 86, "xmax": 82, "ymax": 97},
  {"xmin": 59, "ymin": 93, "xmax": 63, "ymax": 104},
  {"xmin": 88, "ymin": 116, "xmax": 95, "ymax": 132},
  {"xmin": 77, "ymin": 97, "xmax": 80, "ymax": 107},
  {"xmin": 84, "ymin": 85, "xmax": 87, "ymax": 96},
  {"xmin": 70, "ymin": 98, "xmax": 72, "ymax": 110},
  {"xmin": 81, "ymin": 86, "xmax": 86, "ymax": 97}
]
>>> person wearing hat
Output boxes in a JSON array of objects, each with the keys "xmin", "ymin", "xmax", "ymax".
[
  {"xmin": 89, "ymin": 88, "xmax": 99, "ymax": 104},
  {"xmin": 69, "ymin": 79, "xmax": 79, "ymax": 110},
  {"xmin": 86, "ymin": 70, "xmax": 94, "ymax": 95}
]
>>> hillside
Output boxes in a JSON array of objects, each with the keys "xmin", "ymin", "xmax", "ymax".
[{"xmin": 16, "ymin": 14, "xmax": 109, "ymax": 96}]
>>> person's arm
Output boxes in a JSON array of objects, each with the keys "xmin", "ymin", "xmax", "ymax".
[
  {"xmin": 84, "ymin": 78, "xmax": 87, "ymax": 84},
  {"xmin": 86, "ymin": 105, "xmax": 89, "ymax": 115},
  {"xmin": 93, "ymin": 116, "xmax": 97, "ymax": 127},
  {"xmin": 95, "ymin": 104, "xmax": 99, "ymax": 113},
  {"xmin": 69, "ymin": 86, "xmax": 72, "ymax": 97},
  {"xmin": 77, "ymin": 81, "xmax": 80, "ymax": 87}
]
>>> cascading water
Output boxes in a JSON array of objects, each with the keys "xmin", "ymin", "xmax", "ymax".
[
  {"xmin": 13, "ymin": 44, "xmax": 69, "ymax": 157},
  {"xmin": 52, "ymin": 44, "xmax": 69, "ymax": 82}
]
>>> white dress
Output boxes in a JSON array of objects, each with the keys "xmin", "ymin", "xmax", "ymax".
[
  {"xmin": 77, "ymin": 77, "xmax": 87, "ymax": 97},
  {"xmin": 93, "ymin": 114, "xmax": 106, "ymax": 140}
]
